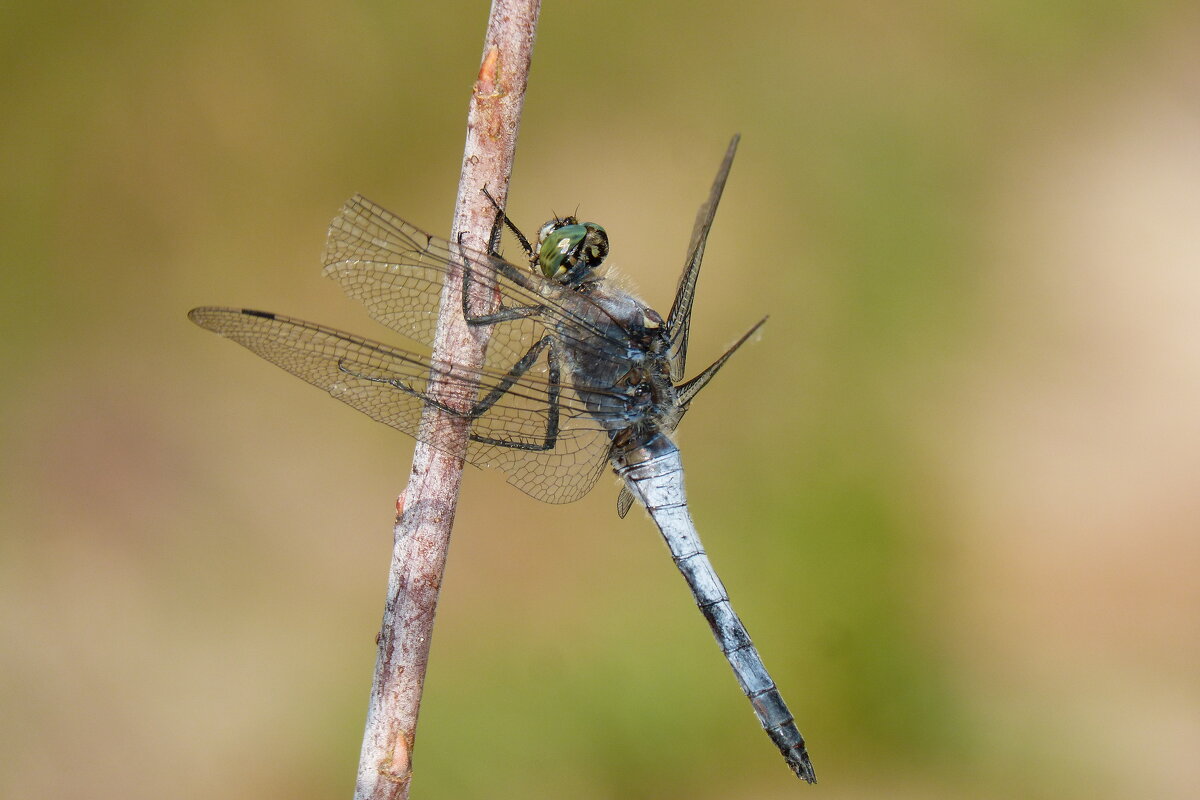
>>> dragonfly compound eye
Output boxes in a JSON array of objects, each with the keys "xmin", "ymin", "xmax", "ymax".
[{"xmin": 537, "ymin": 220, "xmax": 609, "ymax": 283}]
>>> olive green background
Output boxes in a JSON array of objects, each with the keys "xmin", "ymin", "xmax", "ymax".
[{"xmin": 3, "ymin": 1, "xmax": 1197, "ymax": 798}]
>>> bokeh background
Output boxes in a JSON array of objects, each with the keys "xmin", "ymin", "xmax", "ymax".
[{"xmin": 3, "ymin": 1, "xmax": 1197, "ymax": 798}]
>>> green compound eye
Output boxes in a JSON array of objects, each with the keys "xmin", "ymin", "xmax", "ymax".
[
  {"xmin": 538, "ymin": 224, "xmax": 589, "ymax": 279},
  {"xmin": 535, "ymin": 221, "xmax": 609, "ymax": 283}
]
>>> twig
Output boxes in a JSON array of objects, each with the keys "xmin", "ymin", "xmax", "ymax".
[{"xmin": 353, "ymin": 3, "xmax": 541, "ymax": 798}]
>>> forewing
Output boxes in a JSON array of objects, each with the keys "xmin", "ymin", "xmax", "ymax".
[
  {"xmin": 322, "ymin": 195, "xmax": 622, "ymax": 373},
  {"xmin": 665, "ymin": 135, "xmax": 739, "ymax": 381},
  {"xmin": 189, "ymin": 307, "xmax": 613, "ymax": 504}
]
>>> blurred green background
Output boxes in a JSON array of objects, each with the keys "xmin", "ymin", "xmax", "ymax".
[{"xmin": 3, "ymin": 1, "xmax": 1197, "ymax": 798}]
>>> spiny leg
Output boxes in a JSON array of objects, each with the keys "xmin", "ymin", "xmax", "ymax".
[
  {"xmin": 469, "ymin": 331, "xmax": 561, "ymax": 450},
  {"xmin": 458, "ymin": 245, "xmax": 547, "ymax": 326},
  {"xmin": 482, "ymin": 186, "xmax": 534, "ymax": 258},
  {"xmin": 455, "ymin": 188, "xmax": 547, "ymax": 325}
]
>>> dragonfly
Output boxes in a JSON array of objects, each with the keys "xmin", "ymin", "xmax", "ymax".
[{"xmin": 189, "ymin": 135, "xmax": 816, "ymax": 782}]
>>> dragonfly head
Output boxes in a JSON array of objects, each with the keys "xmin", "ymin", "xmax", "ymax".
[{"xmin": 535, "ymin": 216, "xmax": 609, "ymax": 285}]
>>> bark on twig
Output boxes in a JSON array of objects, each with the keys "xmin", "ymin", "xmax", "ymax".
[{"xmin": 354, "ymin": 3, "xmax": 540, "ymax": 798}]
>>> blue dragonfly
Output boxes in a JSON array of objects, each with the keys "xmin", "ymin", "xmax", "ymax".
[{"xmin": 190, "ymin": 136, "xmax": 816, "ymax": 781}]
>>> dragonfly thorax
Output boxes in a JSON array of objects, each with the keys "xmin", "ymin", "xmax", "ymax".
[{"xmin": 535, "ymin": 215, "xmax": 609, "ymax": 285}]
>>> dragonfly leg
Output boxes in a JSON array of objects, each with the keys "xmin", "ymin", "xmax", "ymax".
[
  {"xmin": 336, "ymin": 334, "xmax": 562, "ymax": 453},
  {"xmin": 482, "ymin": 186, "xmax": 534, "ymax": 258},
  {"xmin": 468, "ymin": 333, "xmax": 561, "ymax": 451},
  {"xmin": 454, "ymin": 240, "xmax": 549, "ymax": 326}
]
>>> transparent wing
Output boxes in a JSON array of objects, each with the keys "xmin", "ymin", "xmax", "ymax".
[
  {"xmin": 189, "ymin": 307, "xmax": 614, "ymax": 504},
  {"xmin": 322, "ymin": 195, "xmax": 627, "ymax": 373},
  {"xmin": 616, "ymin": 485, "xmax": 636, "ymax": 518},
  {"xmin": 665, "ymin": 135, "xmax": 739, "ymax": 381}
]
